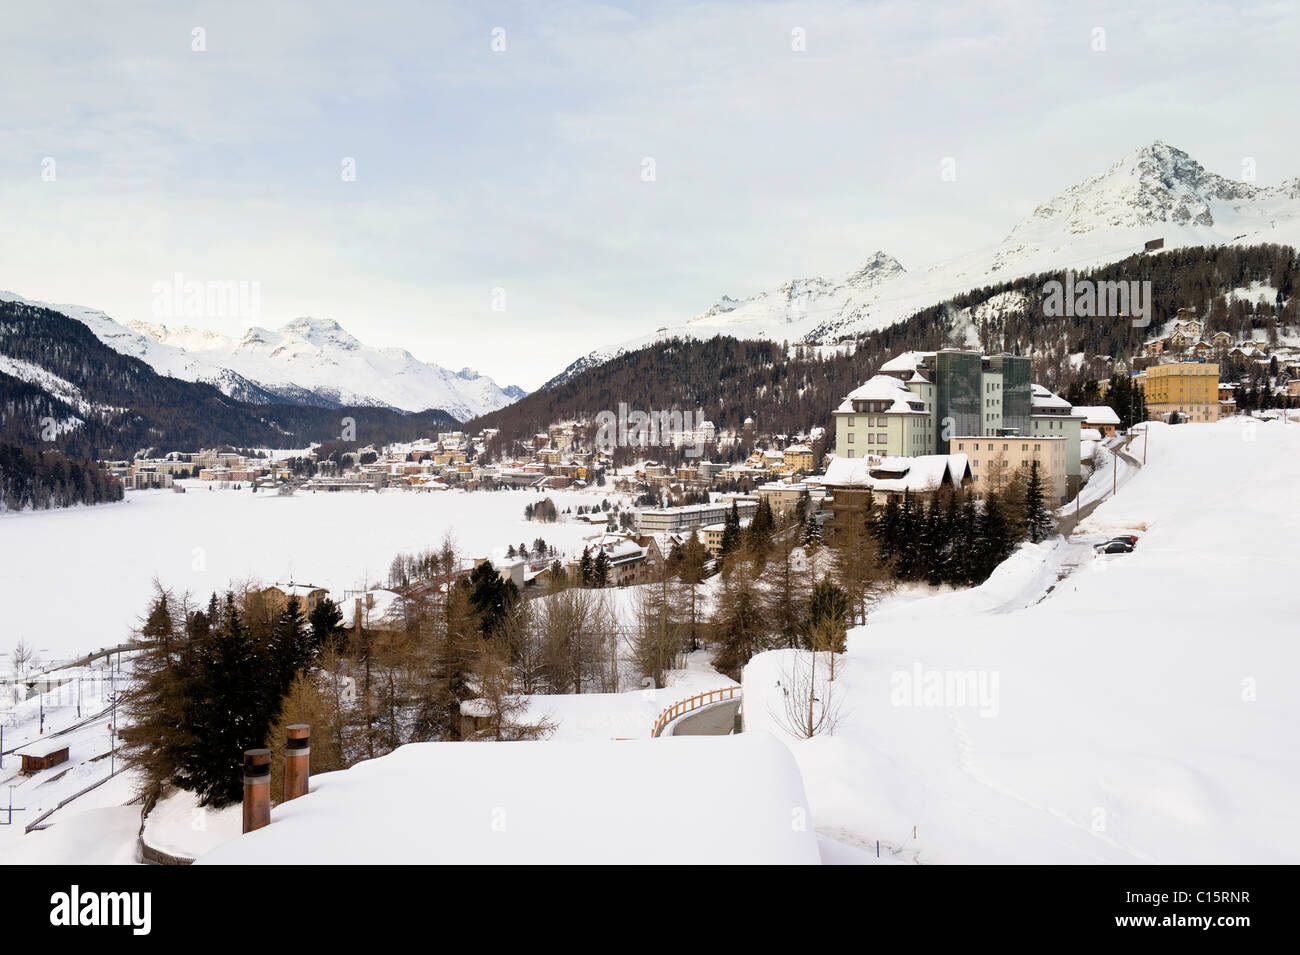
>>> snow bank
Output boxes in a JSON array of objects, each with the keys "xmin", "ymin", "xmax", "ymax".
[
  {"xmin": 141, "ymin": 788, "xmax": 243, "ymax": 861},
  {"xmin": 744, "ymin": 420, "xmax": 1300, "ymax": 863},
  {"xmin": 198, "ymin": 734, "xmax": 819, "ymax": 865}
]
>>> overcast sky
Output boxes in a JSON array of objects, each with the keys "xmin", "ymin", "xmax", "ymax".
[{"xmin": 2, "ymin": 1, "xmax": 1297, "ymax": 389}]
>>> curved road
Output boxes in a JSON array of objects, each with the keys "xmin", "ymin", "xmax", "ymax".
[{"xmin": 666, "ymin": 699, "xmax": 742, "ymax": 736}]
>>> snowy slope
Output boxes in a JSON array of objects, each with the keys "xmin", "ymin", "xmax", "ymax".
[
  {"xmin": 555, "ymin": 142, "xmax": 1300, "ymax": 377},
  {"xmin": 0, "ymin": 291, "xmax": 524, "ymax": 419},
  {"xmin": 744, "ymin": 417, "xmax": 1300, "ymax": 864}
]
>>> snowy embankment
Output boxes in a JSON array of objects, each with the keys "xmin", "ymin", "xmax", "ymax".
[
  {"xmin": 746, "ymin": 419, "xmax": 1300, "ymax": 864},
  {"xmin": 198, "ymin": 733, "xmax": 820, "ymax": 865}
]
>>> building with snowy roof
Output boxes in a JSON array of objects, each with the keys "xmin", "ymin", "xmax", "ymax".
[
  {"xmin": 823, "ymin": 452, "xmax": 972, "ymax": 504},
  {"xmin": 1071, "ymin": 405, "xmax": 1121, "ymax": 438}
]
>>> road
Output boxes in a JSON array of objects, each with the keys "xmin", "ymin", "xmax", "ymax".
[{"xmin": 666, "ymin": 698, "xmax": 742, "ymax": 736}]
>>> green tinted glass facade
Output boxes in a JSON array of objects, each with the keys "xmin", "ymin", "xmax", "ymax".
[
  {"xmin": 934, "ymin": 351, "xmax": 981, "ymax": 452},
  {"xmin": 991, "ymin": 354, "xmax": 1031, "ymax": 437}
]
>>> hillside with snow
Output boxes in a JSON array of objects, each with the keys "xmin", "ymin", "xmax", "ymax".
[
  {"xmin": 0, "ymin": 292, "xmax": 523, "ymax": 420},
  {"xmin": 745, "ymin": 417, "xmax": 1300, "ymax": 863},
  {"xmin": 548, "ymin": 142, "xmax": 1300, "ymax": 385}
]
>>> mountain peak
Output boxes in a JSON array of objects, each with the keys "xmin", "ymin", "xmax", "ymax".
[
  {"xmin": 844, "ymin": 251, "xmax": 905, "ymax": 288},
  {"xmin": 279, "ymin": 316, "xmax": 361, "ymax": 350}
]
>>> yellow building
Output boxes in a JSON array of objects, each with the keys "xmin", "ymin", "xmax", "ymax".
[
  {"xmin": 783, "ymin": 444, "xmax": 815, "ymax": 473},
  {"xmin": 1145, "ymin": 362, "xmax": 1220, "ymax": 423}
]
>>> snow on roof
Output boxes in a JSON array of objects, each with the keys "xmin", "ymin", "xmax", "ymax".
[
  {"xmin": 337, "ymin": 589, "xmax": 404, "ymax": 628},
  {"xmin": 824, "ymin": 453, "xmax": 970, "ymax": 493},
  {"xmin": 269, "ymin": 582, "xmax": 327, "ymax": 597},
  {"xmin": 16, "ymin": 737, "xmax": 71, "ymax": 759},
  {"xmin": 879, "ymin": 350, "xmax": 934, "ymax": 373},
  {"xmin": 1073, "ymin": 406, "xmax": 1121, "ymax": 425},
  {"xmin": 1080, "ymin": 428, "xmax": 1103, "ymax": 442},
  {"xmin": 196, "ymin": 735, "xmax": 819, "ymax": 865},
  {"xmin": 785, "ymin": 444, "xmax": 812, "ymax": 453},
  {"xmin": 836, "ymin": 375, "xmax": 928, "ymax": 415},
  {"xmin": 1030, "ymin": 384, "xmax": 1073, "ymax": 411}
]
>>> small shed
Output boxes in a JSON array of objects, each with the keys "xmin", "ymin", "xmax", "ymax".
[{"xmin": 17, "ymin": 738, "xmax": 70, "ymax": 774}]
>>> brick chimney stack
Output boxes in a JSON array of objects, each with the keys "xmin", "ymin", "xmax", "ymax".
[
  {"xmin": 242, "ymin": 748, "xmax": 271, "ymax": 834},
  {"xmin": 284, "ymin": 724, "xmax": 310, "ymax": 801}
]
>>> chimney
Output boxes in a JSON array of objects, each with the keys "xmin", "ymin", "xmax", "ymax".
[
  {"xmin": 284, "ymin": 724, "xmax": 310, "ymax": 801},
  {"xmin": 242, "ymin": 748, "xmax": 271, "ymax": 834}
]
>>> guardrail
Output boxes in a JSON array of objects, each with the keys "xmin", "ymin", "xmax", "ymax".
[
  {"xmin": 650, "ymin": 686, "xmax": 741, "ymax": 738},
  {"xmin": 24, "ymin": 765, "xmax": 128, "ymax": 833}
]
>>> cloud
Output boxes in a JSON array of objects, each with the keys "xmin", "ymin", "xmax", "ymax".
[{"xmin": 0, "ymin": 0, "xmax": 1296, "ymax": 389}]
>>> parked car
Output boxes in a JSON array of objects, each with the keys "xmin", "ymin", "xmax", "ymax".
[
  {"xmin": 1095, "ymin": 540, "xmax": 1133, "ymax": 554},
  {"xmin": 1094, "ymin": 535, "xmax": 1138, "ymax": 554}
]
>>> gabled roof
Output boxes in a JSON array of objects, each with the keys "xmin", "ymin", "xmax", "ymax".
[
  {"xmin": 1072, "ymin": 405, "xmax": 1121, "ymax": 425},
  {"xmin": 823, "ymin": 453, "xmax": 971, "ymax": 493},
  {"xmin": 836, "ymin": 375, "xmax": 928, "ymax": 415},
  {"xmin": 1030, "ymin": 383, "xmax": 1072, "ymax": 411}
]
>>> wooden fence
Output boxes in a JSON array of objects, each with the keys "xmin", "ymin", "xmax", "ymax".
[{"xmin": 650, "ymin": 686, "xmax": 741, "ymax": 738}]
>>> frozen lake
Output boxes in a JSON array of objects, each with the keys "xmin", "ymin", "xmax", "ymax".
[{"xmin": 0, "ymin": 484, "xmax": 631, "ymax": 663}]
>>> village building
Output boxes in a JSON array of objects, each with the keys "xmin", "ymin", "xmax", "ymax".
[
  {"xmin": 1145, "ymin": 361, "xmax": 1220, "ymax": 423},
  {"xmin": 636, "ymin": 500, "xmax": 758, "ymax": 535},
  {"xmin": 822, "ymin": 452, "xmax": 973, "ymax": 506},
  {"xmin": 1071, "ymin": 405, "xmax": 1122, "ymax": 439},
  {"xmin": 261, "ymin": 582, "xmax": 330, "ymax": 615},
  {"xmin": 954, "ymin": 436, "xmax": 1069, "ymax": 505}
]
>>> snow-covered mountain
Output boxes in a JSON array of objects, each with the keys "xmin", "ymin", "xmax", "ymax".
[
  {"xmin": 0, "ymin": 294, "xmax": 524, "ymax": 419},
  {"xmin": 549, "ymin": 142, "xmax": 1300, "ymax": 383}
]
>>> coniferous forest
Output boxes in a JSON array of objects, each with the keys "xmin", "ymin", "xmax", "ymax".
[{"xmin": 469, "ymin": 243, "xmax": 1296, "ymax": 458}]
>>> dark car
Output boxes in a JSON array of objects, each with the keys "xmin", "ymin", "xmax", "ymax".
[
  {"xmin": 1094, "ymin": 538, "xmax": 1136, "ymax": 554},
  {"xmin": 1095, "ymin": 541, "xmax": 1132, "ymax": 554}
]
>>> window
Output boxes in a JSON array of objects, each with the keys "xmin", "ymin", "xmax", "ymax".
[
  {"xmin": 957, "ymin": 442, "xmax": 964, "ymax": 450},
  {"xmin": 847, "ymin": 416, "xmax": 855, "ymax": 427},
  {"xmin": 847, "ymin": 433, "xmax": 854, "ymax": 443},
  {"xmin": 1022, "ymin": 444, "xmax": 1028, "ymax": 451},
  {"xmin": 846, "ymin": 450, "xmax": 854, "ymax": 458},
  {"xmin": 974, "ymin": 443, "xmax": 980, "ymax": 451}
]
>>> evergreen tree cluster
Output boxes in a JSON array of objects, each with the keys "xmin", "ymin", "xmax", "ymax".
[
  {"xmin": 121, "ymin": 588, "xmax": 339, "ymax": 807},
  {"xmin": 0, "ymin": 442, "xmax": 124, "ymax": 511}
]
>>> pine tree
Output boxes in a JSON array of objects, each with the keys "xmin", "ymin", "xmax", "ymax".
[
  {"xmin": 308, "ymin": 596, "xmax": 343, "ymax": 655},
  {"xmin": 718, "ymin": 501, "xmax": 742, "ymax": 561},
  {"xmin": 677, "ymin": 528, "xmax": 709, "ymax": 651},
  {"xmin": 974, "ymin": 492, "xmax": 1013, "ymax": 583},
  {"xmin": 120, "ymin": 585, "xmax": 193, "ymax": 807},
  {"xmin": 592, "ymin": 549, "xmax": 611, "ymax": 588},
  {"xmin": 802, "ymin": 577, "xmax": 849, "ymax": 653},
  {"xmin": 1024, "ymin": 459, "xmax": 1054, "ymax": 543},
  {"xmin": 176, "ymin": 594, "xmax": 267, "ymax": 807},
  {"xmin": 709, "ymin": 550, "xmax": 767, "ymax": 680}
]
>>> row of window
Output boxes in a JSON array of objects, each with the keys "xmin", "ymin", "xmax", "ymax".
[
  {"xmin": 845, "ymin": 433, "xmax": 889, "ymax": 444},
  {"xmin": 957, "ymin": 442, "xmax": 1044, "ymax": 452}
]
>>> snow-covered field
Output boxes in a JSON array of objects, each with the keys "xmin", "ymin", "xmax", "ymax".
[
  {"xmin": 0, "ymin": 485, "xmax": 632, "ymax": 662},
  {"xmin": 198, "ymin": 733, "xmax": 819, "ymax": 865},
  {"xmin": 745, "ymin": 418, "xmax": 1300, "ymax": 863}
]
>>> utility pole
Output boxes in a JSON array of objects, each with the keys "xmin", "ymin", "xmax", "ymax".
[{"xmin": 1113, "ymin": 446, "xmax": 1117, "ymax": 497}]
